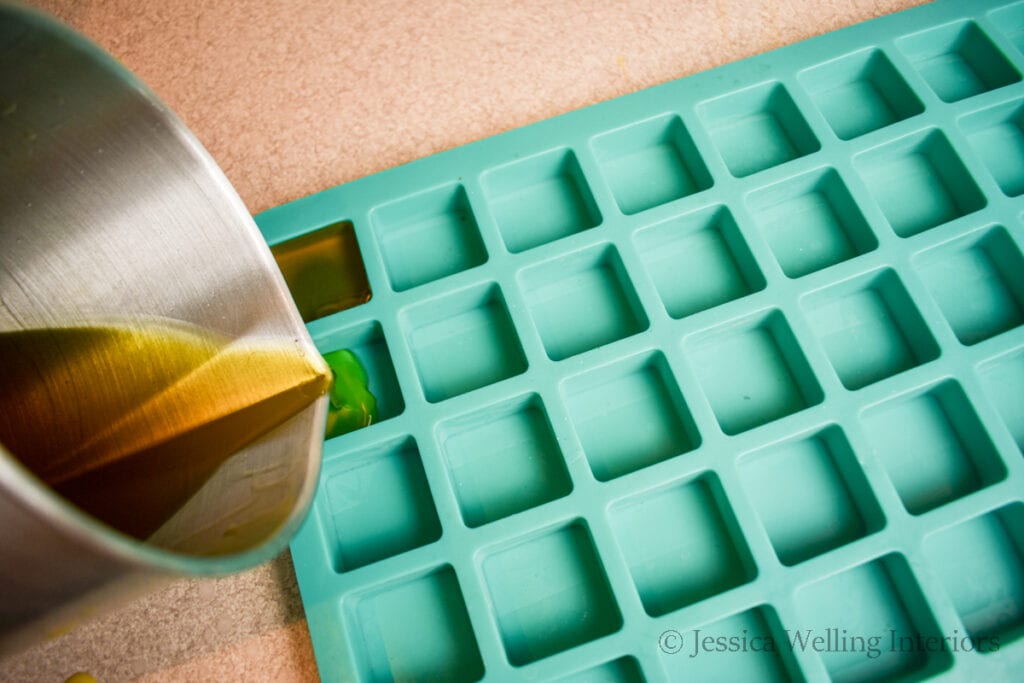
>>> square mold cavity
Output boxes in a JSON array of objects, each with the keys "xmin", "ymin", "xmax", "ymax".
[
  {"xmin": 321, "ymin": 436, "xmax": 441, "ymax": 572},
  {"xmin": 794, "ymin": 554, "xmax": 951, "ymax": 682},
  {"xmin": 960, "ymin": 98, "xmax": 1024, "ymax": 197},
  {"xmin": 372, "ymin": 184, "xmax": 487, "ymax": 291},
  {"xmin": 346, "ymin": 566, "xmax": 484, "ymax": 683},
  {"xmin": 801, "ymin": 269, "xmax": 940, "ymax": 390},
  {"xmin": 481, "ymin": 522, "xmax": 622, "ymax": 666},
  {"xmin": 800, "ymin": 49, "xmax": 923, "ymax": 140},
  {"xmin": 519, "ymin": 245, "xmax": 647, "ymax": 360},
  {"xmin": 482, "ymin": 149, "xmax": 600, "ymax": 253},
  {"xmin": 992, "ymin": 1, "xmax": 1024, "ymax": 54},
  {"xmin": 923, "ymin": 504, "xmax": 1024, "ymax": 647},
  {"xmin": 634, "ymin": 205, "xmax": 765, "ymax": 319},
  {"xmin": 897, "ymin": 21, "xmax": 1021, "ymax": 103},
  {"xmin": 591, "ymin": 115, "xmax": 713, "ymax": 215},
  {"xmin": 698, "ymin": 82, "xmax": 820, "ymax": 178},
  {"xmin": 271, "ymin": 221, "xmax": 372, "ymax": 322},
  {"xmin": 608, "ymin": 473, "xmax": 755, "ymax": 616},
  {"xmin": 914, "ymin": 226, "xmax": 1024, "ymax": 345},
  {"xmin": 686, "ymin": 310, "xmax": 823, "ymax": 435},
  {"xmin": 661, "ymin": 607, "xmax": 798, "ymax": 682},
  {"xmin": 738, "ymin": 426, "xmax": 883, "ymax": 566},
  {"xmin": 436, "ymin": 394, "xmax": 571, "ymax": 527},
  {"xmin": 854, "ymin": 129, "xmax": 985, "ymax": 238},
  {"xmin": 557, "ymin": 657, "xmax": 643, "ymax": 683},
  {"xmin": 746, "ymin": 168, "xmax": 878, "ymax": 278},
  {"xmin": 561, "ymin": 352, "xmax": 700, "ymax": 481},
  {"xmin": 860, "ymin": 381, "xmax": 1006, "ymax": 515},
  {"xmin": 317, "ymin": 321, "xmax": 404, "ymax": 422},
  {"xmin": 402, "ymin": 284, "xmax": 526, "ymax": 402},
  {"xmin": 978, "ymin": 348, "xmax": 1024, "ymax": 451}
]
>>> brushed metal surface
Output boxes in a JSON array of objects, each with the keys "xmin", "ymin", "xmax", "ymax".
[{"xmin": 0, "ymin": 3, "xmax": 327, "ymax": 654}]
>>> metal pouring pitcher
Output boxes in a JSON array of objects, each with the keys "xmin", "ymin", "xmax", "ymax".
[{"xmin": 0, "ymin": 3, "xmax": 328, "ymax": 654}]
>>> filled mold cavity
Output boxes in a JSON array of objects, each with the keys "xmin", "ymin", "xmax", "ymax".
[
  {"xmin": 321, "ymin": 436, "xmax": 441, "ymax": 572},
  {"xmin": 978, "ymin": 348, "xmax": 1024, "ymax": 452},
  {"xmin": 739, "ymin": 426, "xmax": 883, "ymax": 565},
  {"xmin": 794, "ymin": 554, "xmax": 952, "ymax": 682},
  {"xmin": 561, "ymin": 351, "xmax": 700, "ymax": 481},
  {"xmin": 697, "ymin": 82, "xmax": 820, "ymax": 178},
  {"xmin": 686, "ymin": 310, "xmax": 823, "ymax": 435},
  {"xmin": 557, "ymin": 657, "xmax": 644, "ymax": 683},
  {"xmin": 897, "ymin": 20, "xmax": 1021, "ymax": 103},
  {"xmin": 608, "ymin": 473, "xmax": 755, "ymax": 616},
  {"xmin": 854, "ymin": 129, "xmax": 985, "ymax": 238},
  {"xmin": 914, "ymin": 226, "xmax": 1024, "ymax": 345},
  {"xmin": 800, "ymin": 49, "xmax": 923, "ymax": 140},
  {"xmin": 436, "ymin": 394, "xmax": 571, "ymax": 527},
  {"xmin": 402, "ymin": 283, "xmax": 527, "ymax": 402},
  {"xmin": 923, "ymin": 504, "xmax": 1024, "ymax": 648},
  {"xmin": 372, "ymin": 184, "xmax": 487, "ymax": 291},
  {"xmin": 481, "ymin": 522, "xmax": 622, "ymax": 666},
  {"xmin": 519, "ymin": 245, "xmax": 648, "ymax": 361},
  {"xmin": 346, "ymin": 566, "xmax": 484, "ymax": 682},
  {"xmin": 860, "ymin": 380, "xmax": 1006, "ymax": 515},
  {"xmin": 801, "ymin": 269, "xmax": 940, "ymax": 390},
  {"xmin": 960, "ymin": 97, "xmax": 1024, "ymax": 197},
  {"xmin": 270, "ymin": 221, "xmax": 371, "ymax": 322},
  {"xmin": 591, "ymin": 115, "xmax": 713, "ymax": 215},
  {"xmin": 482, "ymin": 148, "xmax": 600, "ymax": 253},
  {"xmin": 661, "ymin": 607, "xmax": 798, "ymax": 683},
  {"xmin": 746, "ymin": 168, "xmax": 878, "ymax": 278},
  {"xmin": 318, "ymin": 320, "xmax": 404, "ymax": 425},
  {"xmin": 633, "ymin": 204, "xmax": 765, "ymax": 318}
]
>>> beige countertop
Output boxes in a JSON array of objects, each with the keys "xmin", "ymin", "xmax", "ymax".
[{"xmin": 2, "ymin": 1, "xmax": 923, "ymax": 680}]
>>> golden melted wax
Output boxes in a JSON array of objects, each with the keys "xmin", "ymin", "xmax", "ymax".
[{"xmin": 0, "ymin": 319, "xmax": 331, "ymax": 540}]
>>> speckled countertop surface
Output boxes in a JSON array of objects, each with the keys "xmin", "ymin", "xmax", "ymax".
[{"xmin": 1, "ymin": 1, "xmax": 923, "ymax": 680}]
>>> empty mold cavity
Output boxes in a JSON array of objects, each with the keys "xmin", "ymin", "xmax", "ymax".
[
  {"xmin": 519, "ymin": 245, "xmax": 647, "ymax": 360},
  {"xmin": 860, "ymin": 381, "xmax": 1005, "ymax": 515},
  {"xmin": 992, "ymin": 2, "xmax": 1024, "ymax": 54},
  {"xmin": 372, "ymin": 184, "xmax": 486, "ymax": 291},
  {"xmin": 661, "ymin": 607, "xmax": 797, "ymax": 683},
  {"xmin": 802, "ymin": 269, "xmax": 940, "ymax": 390},
  {"xmin": 317, "ymin": 321, "xmax": 404, "ymax": 422},
  {"xmin": 854, "ymin": 129, "xmax": 985, "ymax": 238},
  {"xmin": 270, "ymin": 221, "xmax": 371, "ymax": 322},
  {"xmin": 686, "ymin": 310, "xmax": 823, "ymax": 435},
  {"xmin": 698, "ymin": 82, "xmax": 820, "ymax": 178},
  {"xmin": 609, "ymin": 473, "xmax": 754, "ymax": 616},
  {"xmin": 739, "ymin": 426, "xmax": 883, "ymax": 565},
  {"xmin": 347, "ymin": 566, "xmax": 484, "ymax": 683},
  {"xmin": 562, "ymin": 352, "xmax": 699, "ymax": 481},
  {"xmin": 634, "ymin": 205, "xmax": 765, "ymax": 319},
  {"xmin": 482, "ymin": 149, "xmax": 600, "ymax": 253},
  {"xmin": 557, "ymin": 657, "xmax": 643, "ymax": 683},
  {"xmin": 746, "ymin": 168, "xmax": 878, "ymax": 278},
  {"xmin": 800, "ymin": 49, "xmax": 923, "ymax": 140},
  {"xmin": 897, "ymin": 21, "xmax": 1020, "ymax": 103},
  {"xmin": 436, "ymin": 394, "xmax": 571, "ymax": 527},
  {"xmin": 481, "ymin": 523, "xmax": 621, "ymax": 665},
  {"xmin": 321, "ymin": 436, "xmax": 441, "ymax": 571},
  {"xmin": 923, "ymin": 504, "xmax": 1024, "ymax": 647},
  {"xmin": 978, "ymin": 349, "xmax": 1024, "ymax": 451},
  {"xmin": 960, "ymin": 98, "xmax": 1024, "ymax": 197},
  {"xmin": 591, "ymin": 115, "xmax": 713, "ymax": 215},
  {"xmin": 915, "ymin": 227, "xmax": 1024, "ymax": 344},
  {"xmin": 794, "ymin": 555, "xmax": 950, "ymax": 682},
  {"xmin": 402, "ymin": 284, "xmax": 526, "ymax": 402}
]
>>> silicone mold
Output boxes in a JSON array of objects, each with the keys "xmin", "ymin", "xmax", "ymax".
[{"xmin": 258, "ymin": 1, "xmax": 1024, "ymax": 680}]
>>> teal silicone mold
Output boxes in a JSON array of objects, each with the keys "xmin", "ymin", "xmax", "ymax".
[{"xmin": 258, "ymin": 1, "xmax": 1024, "ymax": 680}]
